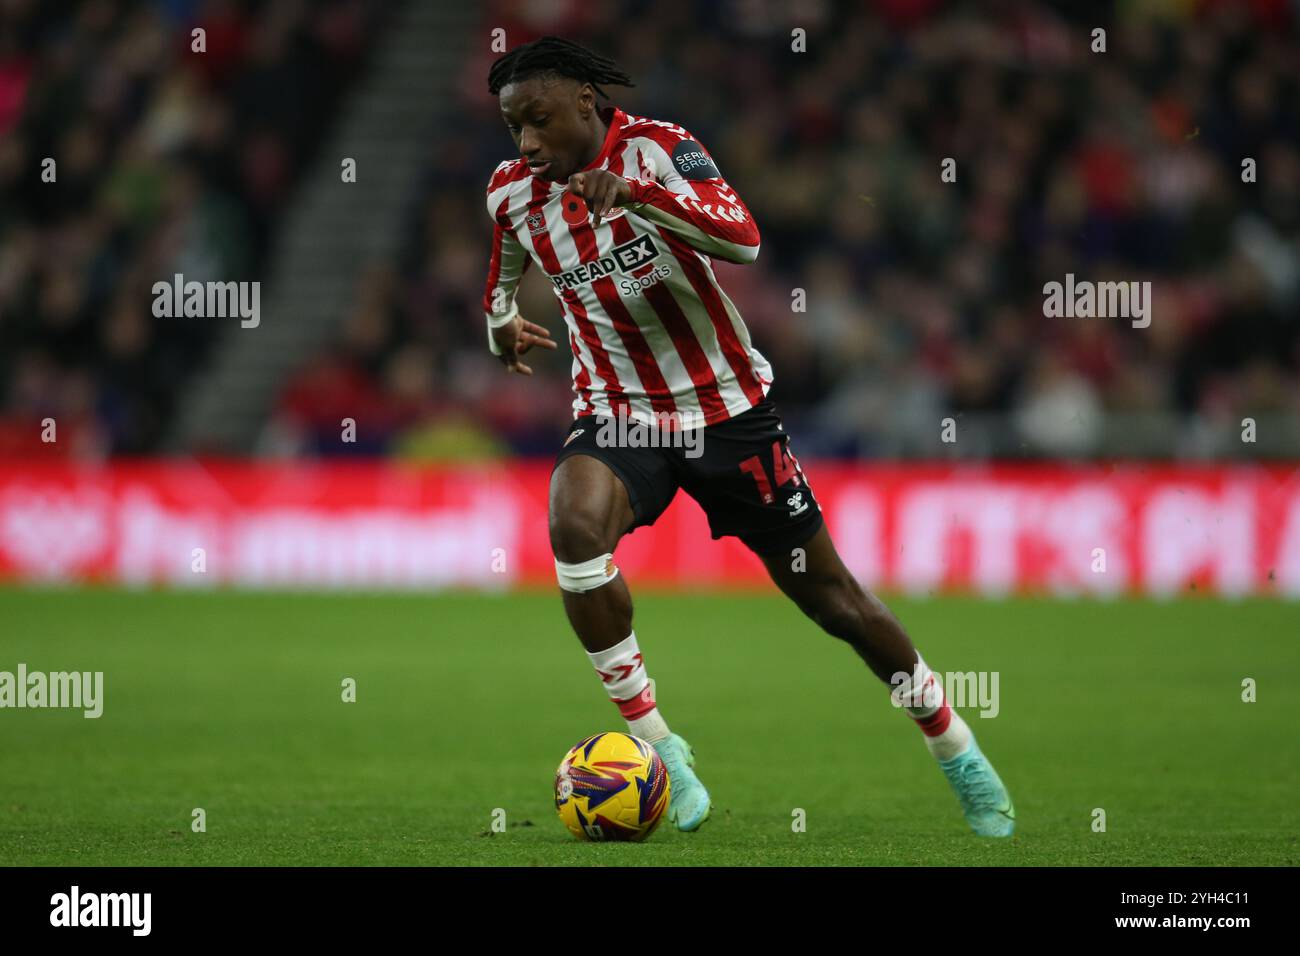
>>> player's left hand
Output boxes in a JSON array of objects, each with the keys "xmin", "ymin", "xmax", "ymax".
[
  {"xmin": 492, "ymin": 313, "xmax": 557, "ymax": 375},
  {"xmin": 567, "ymin": 170, "xmax": 632, "ymax": 229}
]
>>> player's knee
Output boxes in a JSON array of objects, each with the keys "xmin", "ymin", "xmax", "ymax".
[{"xmin": 549, "ymin": 507, "xmax": 615, "ymax": 565}]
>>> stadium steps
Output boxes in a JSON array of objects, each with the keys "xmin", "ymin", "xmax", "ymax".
[{"xmin": 168, "ymin": 0, "xmax": 476, "ymax": 453}]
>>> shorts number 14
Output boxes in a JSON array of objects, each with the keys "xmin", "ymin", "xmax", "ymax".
[{"xmin": 739, "ymin": 440, "xmax": 804, "ymax": 505}]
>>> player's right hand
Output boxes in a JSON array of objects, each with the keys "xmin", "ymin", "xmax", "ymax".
[{"xmin": 491, "ymin": 313, "xmax": 556, "ymax": 375}]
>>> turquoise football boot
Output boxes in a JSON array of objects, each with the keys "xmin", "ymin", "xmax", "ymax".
[
  {"xmin": 938, "ymin": 736, "xmax": 1016, "ymax": 837},
  {"xmin": 651, "ymin": 733, "xmax": 712, "ymax": 832}
]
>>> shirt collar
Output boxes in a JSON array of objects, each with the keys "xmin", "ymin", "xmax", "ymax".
[{"xmin": 578, "ymin": 105, "xmax": 625, "ymax": 173}]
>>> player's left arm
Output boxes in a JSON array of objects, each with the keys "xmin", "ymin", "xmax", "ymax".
[
  {"xmin": 569, "ymin": 129, "xmax": 760, "ymax": 264},
  {"xmin": 482, "ymin": 164, "xmax": 555, "ymax": 373}
]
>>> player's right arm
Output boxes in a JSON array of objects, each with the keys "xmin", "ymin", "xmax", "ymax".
[{"xmin": 482, "ymin": 165, "xmax": 555, "ymax": 374}]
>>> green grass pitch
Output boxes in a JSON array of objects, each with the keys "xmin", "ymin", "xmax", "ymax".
[{"xmin": 1, "ymin": 586, "xmax": 1296, "ymax": 866}]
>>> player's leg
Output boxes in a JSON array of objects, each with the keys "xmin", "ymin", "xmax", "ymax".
[
  {"xmin": 756, "ymin": 524, "xmax": 1015, "ymax": 837},
  {"xmin": 548, "ymin": 452, "xmax": 635, "ymax": 654},
  {"xmin": 679, "ymin": 399, "xmax": 1013, "ymax": 836},
  {"xmin": 757, "ymin": 523, "xmax": 915, "ymax": 683},
  {"xmin": 548, "ymin": 443, "xmax": 711, "ymax": 830},
  {"xmin": 757, "ymin": 524, "xmax": 953, "ymax": 734}
]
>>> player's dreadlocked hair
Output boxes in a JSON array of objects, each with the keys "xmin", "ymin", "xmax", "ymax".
[{"xmin": 487, "ymin": 36, "xmax": 635, "ymax": 100}]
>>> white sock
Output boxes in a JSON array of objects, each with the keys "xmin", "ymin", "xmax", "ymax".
[
  {"xmin": 586, "ymin": 631, "xmax": 648, "ymax": 700},
  {"xmin": 585, "ymin": 632, "xmax": 670, "ymax": 742},
  {"xmin": 626, "ymin": 689, "xmax": 671, "ymax": 743},
  {"xmin": 892, "ymin": 654, "xmax": 972, "ymax": 761},
  {"xmin": 925, "ymin": 709, "xmax": 972, "ymax": 762}
]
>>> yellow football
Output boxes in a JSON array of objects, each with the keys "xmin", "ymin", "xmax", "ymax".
[{"xmin": 554, "ymin": 732, "xmax": 670, "ymax": 841}]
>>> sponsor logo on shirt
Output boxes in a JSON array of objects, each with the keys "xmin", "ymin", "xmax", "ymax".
[
  {"xmin": 548, "ymin": 234, "xmax": 665, "ymax": 292},
  {"xmin": 619, "ymin": 264, "xmax": 672, "ymax": 297},
  {"xmin": 671, "ymin": 140, "xmax": 721, "ymax": 180}
]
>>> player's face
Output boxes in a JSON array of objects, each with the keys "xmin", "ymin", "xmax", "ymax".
[{"xmin": 499, "ymin": 76, "xmax": 594, "ymax": 183}]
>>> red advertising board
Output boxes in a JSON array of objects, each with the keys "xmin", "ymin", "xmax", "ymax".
[{"xmin": 1, "ymin": 460, "xmax": 1298, "ymax": 596}]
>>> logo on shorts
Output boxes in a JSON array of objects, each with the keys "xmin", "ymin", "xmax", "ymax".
[
  {"xmin": 564, "ymin": 429, "xmax": 585, "ymax": 446},
  {"xmin": 787, "ymin": 492, "xmax": 808, "ymax": 517}
]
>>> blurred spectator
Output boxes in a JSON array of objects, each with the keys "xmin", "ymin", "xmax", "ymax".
[
  {"xmin": 0, "ymin": 0, "xmax": 385, "ymax": 456},
  {"xmin": 270, "ymin": 0, "xmax": 1299, "ymax": 459},
  {"xmin": 6, "ymin": 0, "xmax": 1299, "ymax": 460}
]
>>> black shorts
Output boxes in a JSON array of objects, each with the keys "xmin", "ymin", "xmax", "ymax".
[{"xmin": 552, "ymin": 400, "xmax": 824, "ymax": 556}]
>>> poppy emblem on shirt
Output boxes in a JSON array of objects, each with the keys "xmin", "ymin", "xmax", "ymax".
[{"xmin": 561, "ymin": 194, "xmax": 589, "ymax": 225}]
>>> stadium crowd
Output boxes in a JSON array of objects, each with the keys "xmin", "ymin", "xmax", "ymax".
[
  {"xmin": 0, "ymin": 0, "xmax": 384, "ymax": 456},
  {"xmin": 271, "ymin": 0, "xmax": 1299, "ymax": 460},
  {"xmin": 3, "ymin": 1, "xmax": 1297, "ymax": 461}
]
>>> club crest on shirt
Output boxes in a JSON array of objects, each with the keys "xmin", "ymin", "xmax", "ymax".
[{"xmin": 526, "ymin": 210, "xmax": 547, "ymax": 236}]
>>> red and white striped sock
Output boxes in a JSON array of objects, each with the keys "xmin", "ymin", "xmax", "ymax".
[
  {"xmin": 892, "ymin": 655, "xmax": 971, "ymax": 761},
  {"xmin": 586, "ymin": 631, "xmax": 670, "ymax": 743}
]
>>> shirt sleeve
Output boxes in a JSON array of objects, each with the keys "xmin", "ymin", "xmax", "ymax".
[
  {"xmin": 482, "ymin": 165, "xmax": 532, "ymax": 355},
  {"xmin": 622, "ymin": 127, "xmax": 761, "ymax": 265}
]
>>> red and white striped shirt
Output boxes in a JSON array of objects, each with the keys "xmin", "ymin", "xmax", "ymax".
[{"xmin": 482, "ymin": 105, "xmax": 772, "ymax": 428}]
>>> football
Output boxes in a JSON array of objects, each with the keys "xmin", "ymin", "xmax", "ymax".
[{"xmin": 554, "ymin": 732, "xmax": 671, "ymax": 841}]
